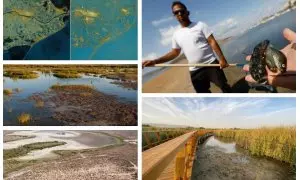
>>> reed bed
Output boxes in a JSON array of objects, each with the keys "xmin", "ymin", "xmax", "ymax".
[
  {"xmin": 53, "ymin": 72, "xmax": 81, "ymax": 78},
  {"xmin": 4, "ymin": 70, "xmax": 39, "ymax": 79},
  {"xmin": 4, "ymin": 89, "xmax": 13, "ymax": 96},
  {"xmin": 214, "ymin": 127, "xmax": 296, "ymax": 165},
  {"xmin": 142, "ymin": 130, "xmax": 186, "ymax": 151},
  {"xmin": 4, "ymin": 65, "xmax": 137, "ymax": 81}
]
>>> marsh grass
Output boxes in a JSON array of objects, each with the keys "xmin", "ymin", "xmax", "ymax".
[
  {"xmin": 214, "ymin": 127, "xmax": 296, "ymax": 165},
  {"xmin": 53, "ymin": 72, "xmax": 81, "ymax": 78},
  {"xmin": 4, "ymin": 89, "xmax": 13, "ymax": 96},
  {"xmin": 4, "ymin": 159, "xmax": 38, "ymax": 177},
  {"xmin": 4, "ymin": 70, "xmax": 39, "ymax": 79},
  {"xmin": 35, "ymin": 100, "xmax": 44, "ymax": 108},
  {"xmin": 142, "ymin": 131, "xmax": 186, "ymax": 150},
  {"xmin": 17, "ymin": 113, "xmax": 31, "ymax": 125},
  {"xmin": 50, "ymin": 84, "xmax": 94, "ymax": 91},
  {"xmin": 4, "ymin": 65, "xmax": 137, "ymax": 81},
  {"xmin": 13, "ymin": 88, "xmax": 22, "ymax": 93},
  {"xmin": 4, "ymin": 141, "xmax": 67, "ymax": 160}
]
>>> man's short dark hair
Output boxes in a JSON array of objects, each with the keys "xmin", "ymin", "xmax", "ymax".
[{"xmin": 171, "ymin": 1, "xmax": 187, "ymax": 10}]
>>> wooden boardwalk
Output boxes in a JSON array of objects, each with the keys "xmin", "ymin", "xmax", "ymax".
[{"xmin": 142, "ymin": 131, "xmax": 197, "ymax": 180}]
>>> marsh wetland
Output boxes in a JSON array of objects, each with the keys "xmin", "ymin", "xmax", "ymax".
[
  {"xmin": 4, "ymin": 130, "xmax": 137, "ymax": 179},
  {"xmin": 4, "ymin": 65, "xmax": 137, "ymax": 126},
  {"xmin": 3, "ymin": 0, "xmax": 70, "ymax": 60},
  {"xmin": 192, "ymin": 136, "xmax": 295, "ymax": 180}
]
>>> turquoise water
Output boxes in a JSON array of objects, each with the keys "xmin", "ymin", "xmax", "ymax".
[
  {"xmin": 143, "ymin": 10, "xmax": 296, "ymax": 83},
  {"xmin": 70, "ymin": 0, "xmax": 137, "ymax": 60},
  {"xmin": 4, "ymin": 72, "xmax": 137, "ymax": 126}
]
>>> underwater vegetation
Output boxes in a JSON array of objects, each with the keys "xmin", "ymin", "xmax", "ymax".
[
  {"xmin": 3, "ymin": 0, "xmax": 69, "ymax": 60},
  {"xmin": 3, "ymin": 0, "xmax": 68, "ymax": 52},
  {"xmin": 71, "ymin": 0, "xmax": 137, "ymax": 59}
]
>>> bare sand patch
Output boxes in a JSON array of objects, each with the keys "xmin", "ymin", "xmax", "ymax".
[{"xmin": 143, "ymin": 58, "xmax": 294, "ymax": 93}]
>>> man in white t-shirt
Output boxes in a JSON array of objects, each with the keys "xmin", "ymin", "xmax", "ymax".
[{"xmin": 143, "ymin": 1, "xmax": 232, "ymax": 93}]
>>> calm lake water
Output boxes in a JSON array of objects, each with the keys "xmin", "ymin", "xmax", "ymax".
[
  {"xmin": 4, "ymin": 72, "xmax": 137, "ymax": 126},
  {"xmin": 71, "ymin": 0, "xmax": 137, "ymax": 60},
  {"xmin": 143, "ymin": 10, "xmax": 296, "ymax": 83}
]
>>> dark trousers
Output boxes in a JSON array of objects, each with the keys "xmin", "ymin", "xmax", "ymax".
[{"xmin": 190, "ymin": 60, "xmax": 232, "ymax": 93}]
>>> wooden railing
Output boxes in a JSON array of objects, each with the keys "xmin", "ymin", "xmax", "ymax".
[
  {"xmin": 142, "ymin": 130, "xmax": 188, "ymax": 151},
  {"xmin": 142, "ymin": 130, "xmax": 213, "ymax": 180}
]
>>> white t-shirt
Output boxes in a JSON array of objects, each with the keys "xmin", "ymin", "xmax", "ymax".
[{"xmin": 172, "ymin": 21, "xmax": 216, "ymax": 71}]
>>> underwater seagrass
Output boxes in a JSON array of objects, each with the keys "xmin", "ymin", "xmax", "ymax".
[
  {"xmin": 3, "ymin": 0, "xmax": 67, "ymax": 51},
  {"xmin": 71, "ymin": 0, "xmax": 137, "ymax": 60}
]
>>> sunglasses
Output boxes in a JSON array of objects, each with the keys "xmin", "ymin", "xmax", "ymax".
[{"xmin": 173, "ymin": 9, "xmax": 186, "ymax": 16}]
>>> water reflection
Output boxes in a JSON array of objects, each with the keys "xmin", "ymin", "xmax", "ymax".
[
  {"xmin": 4, "ymin": 72, "xmax": 137, "ymax": 102},
  {"xmin": 4, "ymin": 72, "xmax": 137, "ymax": 125}
]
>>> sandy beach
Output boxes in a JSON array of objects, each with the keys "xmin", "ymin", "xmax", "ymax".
[{"xmin": 143, "ymin": 58, "xmax": 294, "ymax": 93}]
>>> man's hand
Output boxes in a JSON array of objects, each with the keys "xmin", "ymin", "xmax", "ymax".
[
  {"xmin": 142, "ymin": 49, "xmax": 181, "ymax": 69},
  {"xmin": 142, "ymin": 60, "xmax": 156, "ymax": 68},
  {"xmin": 207, "ymin": 35, "xmax": 228, "ymax": 69},
  {"xmin": 219, "ymin": 58, "xmax": 229, "ymax": 69},
  {"xmin": 243, "ymin": 28, "xmax": 296, "ymax": 90}
]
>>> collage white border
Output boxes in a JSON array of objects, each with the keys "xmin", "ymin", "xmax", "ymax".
[{"xmin": 0, "ymin": 0, "xmax": 299, "ymax": 180}]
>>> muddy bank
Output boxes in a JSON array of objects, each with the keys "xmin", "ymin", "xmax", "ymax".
[
  {"xmin": 111, "ymin": 80, "xmax": 137, "ymax": 90},
  {"xmin": 5, "ymin": 144, "xmax": 137, "ymax": 180},
  {"xmin": 191, "ymin": 136, "xmax": 295, "ymax": 180},
  {"xmin": 29, "ymin": 85, "xmax": 137, "ymax": 126}
]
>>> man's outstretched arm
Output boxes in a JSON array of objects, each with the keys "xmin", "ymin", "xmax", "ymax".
[
  {"xmin": 207, "ymin": 34, "xmax": 229, "ymax": 69},
  {"xmin": 142, "ymin": 48, "xmax": 181, "ymax": 68}
]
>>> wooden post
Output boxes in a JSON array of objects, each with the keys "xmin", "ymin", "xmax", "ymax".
[
  {"xmin": 155, "ymin": 132, "xmax": 161, "ymax": 144},
  {"xmin": 143, "ymin": 133, "xmax": 152, "ymax": 150},
  {"xmin": 175, "ymin": 147, "xmax": 186, "ymax": 180}
]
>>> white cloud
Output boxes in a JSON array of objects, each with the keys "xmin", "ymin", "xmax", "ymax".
[
  {"xmin": 211, "ymin": 18, "xmax": 239, "ymax": 38},
  {"xmin": 152, "ymin": 16, "xmax": 173, "ymax": 26},
  {"xmin": 143, "ymin": 52, "xmax": 158, "ymax": 60},
  {"xmin": 159, "ymin": 25, "xmax": 180, "ymax": 46},
  {"xmin": 142, "ymin": 98, "xmax": 295, "ymax": 128}
]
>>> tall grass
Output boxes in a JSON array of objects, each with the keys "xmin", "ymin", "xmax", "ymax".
[
  {"xmin": 4, "ymin": 70, "xmax": 39, "ymax": 79},
  {"xmin": 214, "ymin": 127, "xmax": 296, "ymax": 165},
  {"xmin": 4, "ymin": 89, "xmax": 13, "ymax": 96},
  {"xmin": 142, "ymin": 131, "xmax": 186, "ymax": 151},
  {"xmin": 53, "ymin": 72, "xmax": 81, "ymax": 78},
  {"xmin": 17, "ymin": 113, "xmax": 31, "ymax": 125},
  {"xmin": 4, "ymin": 65, "xmax": 137, "ymax": 81}
]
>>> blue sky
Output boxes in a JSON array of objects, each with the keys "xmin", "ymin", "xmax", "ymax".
[
  {"xmin": 143, "ymin": 0, "xmax": 289, "ymax": 60},
  {"xmin": 143, "ymin": 97, "xmax": 296, "ymax": 128}
]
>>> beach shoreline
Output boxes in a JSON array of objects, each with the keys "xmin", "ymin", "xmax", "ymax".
[{"xmin": 143, "ymin": 58, "xmax": 294, "ymax": 93}]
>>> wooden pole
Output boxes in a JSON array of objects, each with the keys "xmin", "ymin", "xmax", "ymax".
[{"xmin": 153, "ymin": 63, "xmax": 245, "ymax": 67}]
